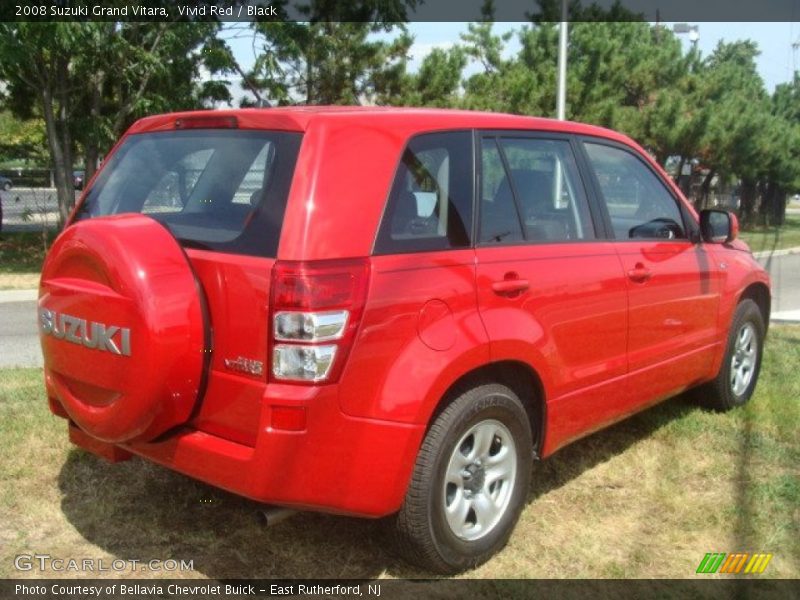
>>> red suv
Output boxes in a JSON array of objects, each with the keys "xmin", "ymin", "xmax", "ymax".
[{"xmin": 38, "ymin": 107, "xmax": 770, "ymax": 573}]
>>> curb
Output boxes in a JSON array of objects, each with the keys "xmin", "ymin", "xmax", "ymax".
[
  {"xmin": 752, "ymin": 246, "xmax": 800, "ymax": 259},
  {"xmin": 770, "ymin": 310, "xmax": 800, "ymax": 324},
  {"xmin": 0, "ymin": 289, "xmax": 38, "ymax": 304}
]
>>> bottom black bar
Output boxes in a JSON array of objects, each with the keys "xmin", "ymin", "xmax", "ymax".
[{"xmin": 2, "ymin": 579, "xmax": 799, "ymax": 600}]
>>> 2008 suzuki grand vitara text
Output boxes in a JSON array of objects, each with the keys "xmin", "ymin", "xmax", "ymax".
[{"xmin": 38, "ymin": 107, "xmax": 771, "ymax": 573}]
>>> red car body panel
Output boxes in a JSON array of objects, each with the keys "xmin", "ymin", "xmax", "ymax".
[
  {"xmin": 121, "ymin": 383, "xmax": 425, "ymax": 516},
  {"xmin": 340, "ymin": 250, "xmax": 495, "ymax": 427},
  {"xmin": 184, "ymin": 249, "xmax": 274, "ymax": 447},
  {"xmin": 706, "ymin": 245, "xmax": 771, "ymax": 375},
  {"xmin": 475, "ymin": 241, "xmax": 630, "ymax": 453},
  {"xmin": 617, "ymin": 241, "xmax": 722, "ymax": 404},
  {"xmin": 41, "ymin": 107, "xmax": 771, "ymax": 517}
]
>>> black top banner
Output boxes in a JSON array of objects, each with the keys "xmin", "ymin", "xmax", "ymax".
[{"xmin": 1, "ymin": 0, "xmax": 799, "ymax": 23}]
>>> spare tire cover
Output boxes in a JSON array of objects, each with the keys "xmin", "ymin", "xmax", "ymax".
[{"xmin": 39, "ymin": 214, "xmax": 209, "ymax": 443}]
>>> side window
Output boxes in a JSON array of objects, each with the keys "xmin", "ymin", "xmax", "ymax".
[
  {"xmin": 584, "ymin": 142, "xmax": 686, "ymax": 241},
  {"xmin": 480, "ymin": 136, "xmax": 594, "ymax": 244},
  {"xmin": 375, "ymin": 131, "xmax": 472, "ymax": 254},
  {"xmin": 480, "ymin": 139, "xmax": 524, "ymax": 243}
]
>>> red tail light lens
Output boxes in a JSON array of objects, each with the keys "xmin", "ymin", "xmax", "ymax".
[
  {"xmin": 270, "ymin": 258, "xmax": 370, "ymax": 383},
  {"xmin": 272, "ymin": 259, "xmax": 370, "ymax": 310}
]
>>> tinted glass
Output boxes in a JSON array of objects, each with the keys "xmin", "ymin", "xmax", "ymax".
[
  {"xmin": 584, "ymin": 142, "xmax": 686, "ymax": 241},
  {"xmin": 498, "ymin": 137, "xmax": 594, "ymax": 242},
  {"xmin": 480, "ymin": 137, "xmax": 594, "ymax": 244},
  {"xmin": 375, "ymin": 131, "xmax": 472, "ymax": 254},
  {"xmin": 479, "ymin": 139, "xmax": 524, "ymax": 243},
  {"xmin": 76, "ymin": 130, "xmax": 302, "ymax": 257}
]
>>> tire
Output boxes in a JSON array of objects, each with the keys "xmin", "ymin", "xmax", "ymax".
[
  {"xmin": 2, "ymin": 182, "xmax": 10, "ymax": 191},
  {"xmin": 701, "ymin": 299, "xmax": 765, "ymax": 411},
  {"xmin": 391, "ymin": 383, "xmax": 533, "ymax": 574}
]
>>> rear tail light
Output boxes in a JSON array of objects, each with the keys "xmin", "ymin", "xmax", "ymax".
[
  {"xmin": 274, "ymin": 310, "xmax": 348, "ymax": 342},
  {"xmin": 269, "ymin": 259, "xmax": 370, "ymax": 383},
  {"xmin": 272, "ymin": 344, "xmax": 337, "ymax": 382}
]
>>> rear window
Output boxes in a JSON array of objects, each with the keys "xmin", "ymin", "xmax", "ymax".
[{"xmin": 76, "ymin": 129, "xmax": 302, "ymax": 257}]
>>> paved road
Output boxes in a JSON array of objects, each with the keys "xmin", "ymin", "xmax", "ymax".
[
  {"xmin": 0, "ymin": 292, "xmax": 42, "ymax": 368},
  {"xmin": 2, "ymin": 250, "xmax": 800, "ymax": 368},
  {"xmin": 757, "ymin": 251, "xmax": 800, "ymax": 319}
]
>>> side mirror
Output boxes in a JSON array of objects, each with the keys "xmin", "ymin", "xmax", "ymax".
[{"xmin": 700, "ymin": 209, "xmax": 738, "ymax": 244}]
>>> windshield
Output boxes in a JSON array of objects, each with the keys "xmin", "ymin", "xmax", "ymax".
[{"xmin": 76, "ymin": 129, "xmax": 302, "ymax": 257}]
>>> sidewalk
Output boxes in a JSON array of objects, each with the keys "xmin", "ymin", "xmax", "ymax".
[
  {"xmin": 752, "ymin": 246, "xmax": 800, "ymax": 259},
  {"xmin": 0, "ymin": 289, "xmax": 37, "ymax": 303}
]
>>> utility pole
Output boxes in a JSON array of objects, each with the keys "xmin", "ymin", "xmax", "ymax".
[
  {"xmin": 673, "ymin": 23, "xmax": 700, "ymax": 51},
  {"xmin": 556, "ymin": 0, "xmax": 568, "ymax": 120},
  {"xmin": 554, "ymin": 0, "xmax": 569, "ymax": 207}
]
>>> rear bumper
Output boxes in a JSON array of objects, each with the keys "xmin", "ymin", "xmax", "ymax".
[{"xmin": 56, "ymin": 383, "xmax": 425, "ymax": 518}]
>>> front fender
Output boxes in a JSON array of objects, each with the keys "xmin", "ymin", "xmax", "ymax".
[{"xmin": 708, "ymin": 245, "xmax": 771, "ymax": 376}]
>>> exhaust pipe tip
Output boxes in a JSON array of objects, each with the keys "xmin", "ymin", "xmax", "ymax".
[{"xmin": 258, "ymin": 506, "xmax": 296, "ymax": 527}]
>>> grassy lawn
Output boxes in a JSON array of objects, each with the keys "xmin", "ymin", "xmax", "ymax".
[
  {"xmin": 0, "ymin": 328, "xmax": 798, "ymax": 580},
  {"xmin": 740, "ymin": 214, "xmax": 800, "ymax": 254},
  {"xmin": 0, "ymin": 231, "xmax": 53, "ymax": 290}
]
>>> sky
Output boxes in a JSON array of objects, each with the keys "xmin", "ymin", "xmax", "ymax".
[{"xmin": 221, "ymin": 21, "xmax": 800, "ymax": 105}]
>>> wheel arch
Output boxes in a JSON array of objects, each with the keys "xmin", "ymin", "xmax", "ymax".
[
  {"xmin": 739, "ymin": 282, "xmax": 771, "ymax": 334},
  {"xmin": 426, "ymin": 360, "xmax": 546, "ymax": 458}
]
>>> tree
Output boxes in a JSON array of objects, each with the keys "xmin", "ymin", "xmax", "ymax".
[
  {"xmin": 458, "ymin": 17, "xmax": 796, "ymax": 226},
  {"xmin": 692, "ymin": 42, "xmax": 769, "ymax": 221},
  {"xmin": 462, "ymin": 19, "xmax": 699, "ymax": 169},
  {"xmin": 763, "ymin": 73, "xmax": 800, "ymax": 224},
  {"xmin": 0, "ymin": 21, "xmax": 234, "ymax": 224},
  {"xmin": 0, "ymin": 24, "xmax": 85, "ymax": 224},
  {"xmin": 386, "ymin": 46, "xmax": 467, "ymax": 107},
  {"xmin": 461, "ymin": 21, "xmax": 538, "ymax": 113},
  {"xmin": 0, "ymin": 112, "xmax": 48, "ymax": 165},
  {"xmin": 71, "ymin": 22, "xmax": 233, "ymax": 183},
  {"xmin": 247, "ymin": 1, "xmax": 416, "ymax": 106},
  {"xmin": 248, "ymin": 21, "xmax": 412, "ymax": 105}
]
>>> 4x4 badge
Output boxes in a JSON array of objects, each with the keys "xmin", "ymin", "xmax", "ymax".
[
  {"xmin": 224, "ymin": 356, "xmax": 264, "ymax": 376},
  {"xmin": 39, "ymin": 308, "xmax": 131, "ymax": 356}
]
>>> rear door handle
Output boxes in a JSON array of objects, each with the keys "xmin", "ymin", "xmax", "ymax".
[
  {"xmin": 491, "ymin": 278, "xmax": 530, "ymax": 295},
  {"xmin": 627, "ymin": 264, "xmax": 652, "ymax": 283}
]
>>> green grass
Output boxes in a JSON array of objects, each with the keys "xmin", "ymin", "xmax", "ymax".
[
  {"xmin": 0, "ymin": 231, "xmax": 54, "ymax": 289},
  {"xmin": 739, "ymin": 214, "xmax": 800, "ymax": 254},
  {"xmin": 0, "ymin": 231, "xmax": 53, "ymax": 274},
  {"xmin": 0, "ymin": 328, "xmax": 798, "ymax": 579}
]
